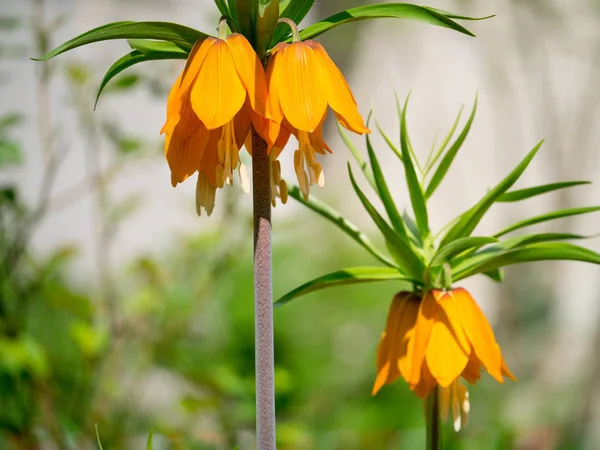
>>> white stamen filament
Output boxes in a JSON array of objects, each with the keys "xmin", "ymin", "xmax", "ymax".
[{"xmin": 294, "ymin": 131, "xmax": 325, "ymax": 200}]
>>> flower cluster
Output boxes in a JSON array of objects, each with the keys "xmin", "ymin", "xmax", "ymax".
[
  {"xmin": 372, "ymin": 289, "xmax": 515, "ymax": 430},
  {"xmin": 163, "ymin": 21, "xmax": 370, "ymax": 216}
]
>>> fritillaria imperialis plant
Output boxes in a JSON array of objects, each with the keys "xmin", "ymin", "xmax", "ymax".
[
  {"xmin": 278, "ymin": 96, "xmax": 600, "ymax": 448},
  {"xmin": 35, "ymin": 0, "xmax": 493, "ymax": 448}
]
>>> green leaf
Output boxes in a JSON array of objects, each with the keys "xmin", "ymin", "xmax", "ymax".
[
  {"xmin": 451, "ymin": 232, "xmax": 587, "ymax": 277},
  {"xmin": 400, "ymin": 95, "xmax": 430, "ymax": 238},
  {"xmin": 297, "ymin": 4, "xmax": 482, "ymax": 41},
  {"xmin": 228, "ymin": 0, "xmax": 238, "ymax": 22},
  {"xmin": 366, "ymin": 134, "xmax": 410, "ymax": 241},
  {"xmin": 34, "ymin": 21, "xmax": 207, "ymax": 61},
  {"xmin": 338, "ymin": 123, "xmax": 375, "ymax": 190},
  {"xmin": 425, "ymin": 95, "xmax": 477, "ymax": 198},
  {"xmin": 454, "ymin": 243, "xmax": 600, "ymax": 280},
  {"xmin": 237, "ymin": 0, "xmax": 258, "ymax": 45},
  {"xmin": 428, "ymin": 8, "xmax": 495, "ymax": 21},
  {"xmin": 287, "ymin": 185, "xmax": 397, "ymax": 268},
  {"xmin": 127, "ymin": 39, "xmax": 189, "ymax": 56},
  {"xmin": 0, "ymin": 113, "xmax": 24, "ymax": 134},
  {"xmin": 494, "ymin": 206, "xmax": 600, "ymax": 237},
  {"xmin": 483, "ymin": 268, "xmax": 503, "ymax": 282},
  {"xmin": 257, "ymin": 0, "xmax": 280, "ymax": 58},
  {"xmin": 95, "ymin": 48, "xmax": 187, "ymax": 109},
  {"xmin": 348, "ymin": 164, "xmax": 425, "ymax": 279},
  {"xmin": 0, "ymin": 140, "xmax": 23, "ymax": 167},
  {"xmin": 214, "ymin": 0, "xmax": 230, "ymax": 16},
  {"xmin": 439, "ymin": 140, "xmax": 543, "ymax": 248},
  {"xmin": 496, "ymin": 181, "xmax": 591, "ymax": 202},
  {"xmin": 271, "ymin": 0, "xmax": 316, "ymax": 44},
  {"xmin": 430, "ymin": 236, "xmax": 497, "ymax": 267},
  {"xmin": 424, "ymin": 106, "xmax": 463, "ymax": 174},
  {"xmin": 147, "ymin": 428, "xmax": 155, "ymax": 450},
  {"xmin": 375, "ymin": 119, "xmax": 403, "ymax": 162},
  {"xmin": 275, "ymin": 267, "xmax": 412, "ymax": 307}
]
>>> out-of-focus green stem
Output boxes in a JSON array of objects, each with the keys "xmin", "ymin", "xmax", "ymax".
[{"xmin": 426, "ymin": 386, "xmax": 442, "ymax": 450}]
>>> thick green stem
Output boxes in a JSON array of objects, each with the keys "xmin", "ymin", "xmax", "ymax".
[
  {"xmin": 252, "ymin": 129, "xmax": 276, "ymax": 449},
  {"xmin": 426, "ymin": 386, "xmax": 442, "ymax": 450}
]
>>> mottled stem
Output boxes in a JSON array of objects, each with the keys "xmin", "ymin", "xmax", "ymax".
[
  {"xmin": 251, "ymin": 128, "xmax": 276, "ymax": 449},
  {"xmin": 426, "ymin": 386, "xmax": 442, "ymax": 450}
]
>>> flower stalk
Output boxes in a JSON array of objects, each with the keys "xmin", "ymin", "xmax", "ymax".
[
  {"xmin": 251, "ymin": 128, "xmax": 276, "ymax": 449},
  {"xmin": 426, "ymin": 386, "xmax": 442, "ymax": 450}
]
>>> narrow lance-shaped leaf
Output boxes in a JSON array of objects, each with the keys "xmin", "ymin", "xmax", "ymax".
[
  {"xmin": 430, "ymin": 236, "xmax": 497, "ymax": 267},
  {"xmin": 451, "ymin": 232, "xmax": 588, "ymax": 275},
  {"xmin": 34, "ymin": 22, "xmax": 207, "ymax": 61},
  {"xmin": 228, "ymin": 0, "xmax": 238, "ymax": 22},
  {"xmin": 496, "ymin": 181, "xmax": 591, "ymax": 203},
  {"xmin": 275, "ymin": 267, "xmax": 413, "ymax": 307},
  {"xmin": 439, "ymin": 140, "xmax": 543, "ymax": 248},
  {"xmin": 425, "ymin": 95, "xmax": 477, "ymax": 199},
  {"xmin": 287, "ymin": 185, "xmax": 397, "ymax": 268},
  {"xmin": 146, "ymin": 428, "xmax": 155, "ymax": 450},
  {"xmin": 297, "ymin": 3, "xmax": 484, "ymax": 41},
  {"xmin": 454, "ymin": 243, "xmax": 600, "ymax": 281},
  {"xmin": 95, "ymin": 48, "xmax": 187, "ymax": 108},
  {"xmin": 213, "ymin": 0, "xmax": 230, "ymax": 17},
  {"xmin": 348, "ymin": 164, "xmax": 426, "ymax": 279},
  {"xmin": 375, "ymin": 119, "xmax": 403, "ymax": 162},
  {"xmin": 366, "ymin": 133, "xmax": 410, "ymax": 241},
  {"xmin": 494, "ymin": 206, "xmax": 600, "ymax": 237},
  {"xmin": 338, "ymin": 123, "xmax": 376, "ymax": 190},
  {"xmin": 400, "ymin": 95, "xmax": 430, "ymax": 238},
  {"xmin": 424, "ymin": 105, "xmax": 463, "ymax": 174}
]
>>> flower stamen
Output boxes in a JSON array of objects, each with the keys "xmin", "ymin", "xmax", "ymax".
[
  {"xmin": 294, "ymin": 131, "xmax": 325, "ymax": 200},
  {"xmin": 195, "ymin": 171, "xmax": 216, "ymax": 217},
  {"xmin": 217, "ymin": 121, "xmax": 238, "ymax": 187}
]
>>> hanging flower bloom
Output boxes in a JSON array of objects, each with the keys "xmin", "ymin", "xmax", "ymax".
[
  {"xmin": 372, "ymin": 288, "xmax": 515, "ymax": 430},
  {"xmin": 264, "ymin": 19, "xmax": 370, "ymax": 201},
  {"xmin": 162, "ymin": 22, "xmax": 268, "ymax": 216}
]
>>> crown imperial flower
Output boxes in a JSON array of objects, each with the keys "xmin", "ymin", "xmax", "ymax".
[
  {"xmin": 372, "ymin": 289, "xmax": 515, "ymax": 430},
  {"xmin": 265, "ymin": 22, "xmax": 370, "ymax": 201},
  {"xmin": 162, "ymin": 27, "xmax": 268, "ymax": 216}
]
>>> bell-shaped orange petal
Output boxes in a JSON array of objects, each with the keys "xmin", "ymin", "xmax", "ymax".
[
  {"xmin": 277, "ymin": 42, "xmax": 327, "ymax": 132},
  {"xmin": 373, "ymin": 295, "xmax": 405, "ymax": 395},
  {"xmin": 425, "ymin": 291, "xmax": 471, "ymax": 387},
  {"xmin": 179, "ymin": 37, "xmax": 215, "ymax": 94},
  {"xmin": 409, "ymin": 291, "xmax": 437, "ymax": 387},
  {"xmin": 452, "ymin": 288, "xmax": 503, "ymax": 382},
  {"xmin": 226, "ymin": 33, "xmax": 268, "ymax": 118},
  {"xmin": 413, "ymin": 360, "xmax": 436, "ymax": 399},
  {"xmin": 191, "ymin": 39, "xmax": 246, "ymax": 130},
  {"xmin": 306, "ymin": 40, "xmax": 370, "ymax": 135}
]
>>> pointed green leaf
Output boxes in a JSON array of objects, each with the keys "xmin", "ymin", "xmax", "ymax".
[
  {"xmin": 424, "ymin": 106, "xmax": 463, "ymax": 174},
  {"xmin": 402, "ymin": 210, "xmax": 422, "ymax": 246},
  {"xmin": 297, "ymin": 4, "xmax": 483, "ymax": 41},
  {"xmin": 348, "ymin": 164, "xmax": 425, "ymax": 279},
  {"xmin": 496, "ymin": 181, "xmax": 591, "ymax": 203},
  {"xmin": 127, "ymin": 39, "xmax": 189, "ymax": 55},
  {"xmin": 483, "ymin": 268, "xmax": 504, "ymax": 282},
  {"xmin": 439, "ymin": 140, "xmax": 543, "ymax": 248},
  {"xmin": 400, "ymin": 95, "xmax": 430, "ymax": 237},
  {"xmin": 146, "ymin": 428, "xmax": 155, "ymax": 450},
  {"xmin": 275, "ymin": 267, "xmax": 413, "ymax": 307},
  {"xmin": 452, "ymin": 233, "xmax": 587, "ymax": 278},
  {"xmin": 454, "ymin": 243, "xmax": 600, "ymax": 280},
  {"xmin": 425, "ymin": 96, "xmax": 477, "ymax": 198},
  {"xmin": 375, "ymin": 120, "xmax": 403, "ymax": 162},
  {"xmin": 428, "ymin": 8, "xmax": 495, "ymax": 21},
  {"xmin": 271, "ymin": 0, "xmax": 316, "ymax": 44},
  {"xmin": 495, "ymin": 206, "xmax": 600, "ymax": 237},
  {"xmin": 228, "ymin": 0, "xmax": 238, "ymax": 22},
  {"xmin": 287, "ymin": 185, "xmax": 396, "ymax": 268},
  {"xmin": 430, "ymin": 236, "xmax": 497, "ymax": 267},
  {"xmin": 34, "ymin": 21, "xmax": 207, "ymax": 61},
  {"xmin": 214, "ymin": 0, "xmax": 230, "ymax": 16},
  {"xmin": 94, "ymin": 49, "xmax": 187, "ymax": 109},
  {"xmin": 366, "ymin": 134, "xmax": 410, "ymax": 241},
  {"xmin": 237, "ymin": 0, "xmax": 258, "ymax": 45},
  {"xmin": 338, "ymin": 123, "xmax": 376, "ymax": 190}
]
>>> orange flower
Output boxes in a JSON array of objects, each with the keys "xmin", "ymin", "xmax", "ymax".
[
  {"xmin": 372, "ymin": 288, "xmax": 515, "ymax": 430},
  {"xmin": 162, "ymin": 31, "xmax": 268, "ymax": 216},
  {"xmin": 265, "ymin": 39, "xmax": 370, "ymax": 200}
]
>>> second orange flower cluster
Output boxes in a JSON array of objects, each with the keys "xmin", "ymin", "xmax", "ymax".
[{"xmin": 162, "ymin": 30, "xmax": 370, "ymax": 216}]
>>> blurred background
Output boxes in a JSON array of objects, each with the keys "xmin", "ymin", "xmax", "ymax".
[{"xmin": 1, "ymin": 0, "xmax": 600, "ymax": 448}]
